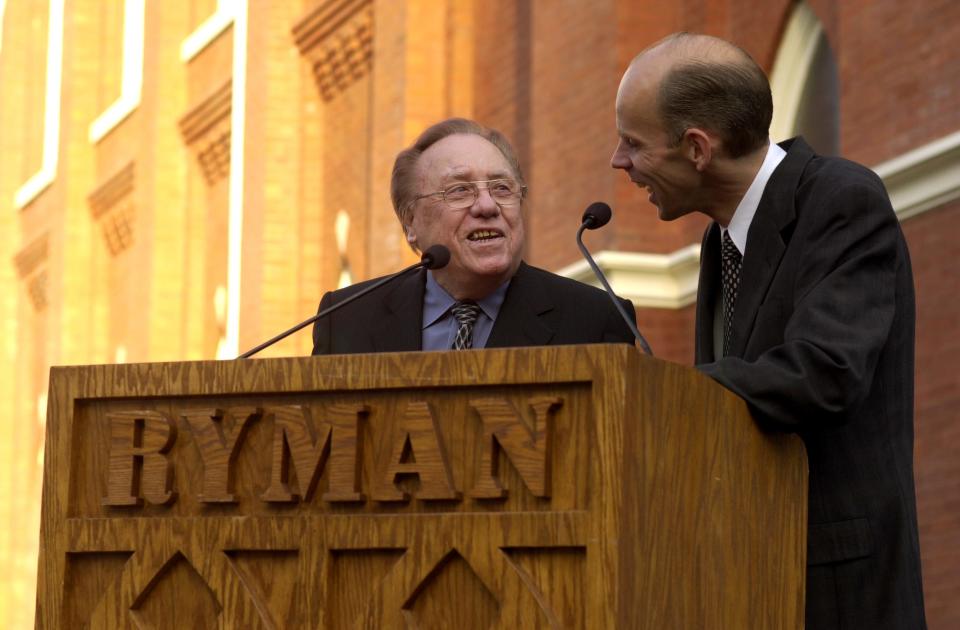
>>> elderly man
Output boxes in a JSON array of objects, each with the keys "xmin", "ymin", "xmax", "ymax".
[
  {"xmin": 611, "ymin": 33, "xmax": 926, "ymax": 629},
  {"xmin": 312, "ymin": 117, "xmax": 636, "ymax": 354}
]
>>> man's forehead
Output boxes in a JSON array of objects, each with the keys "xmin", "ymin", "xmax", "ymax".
[
  {"xmin": 421, "ymin": 160, "xmax": 512, "ymax": 182},
  {"xmin": 621, "ymin": 53, "xmax": 667, "ymax": 95},
  {"xmin": 418, "ymin": 135, "xmax": 512, "ymax": 180},
  {"xmin": 616, "ymin": 67, "xmax": 658, "ymax": 125}
]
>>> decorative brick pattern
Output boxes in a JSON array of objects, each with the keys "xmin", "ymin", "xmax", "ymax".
[
  {"xmin": 88, "ymin": 163, "xmax": 136, "ymax": 255},
  {"xmin": 13, "ymin": 234, "xmax": 49, "ymax": 311},
  {"xmin": 195, "ymin": 130, "xmax": 231, "ymax": 185},
  {"xmin": 25, "ymin": 271, "xmax": 48, "ymax": 311},
  {"xmin": 101, "ymin": 204, "xmax": 135, "ymax": 256},
  {"xmin": 178, "ymin": 81, "xmax": 232, "ymax": 185},
  {"xmin": 292, "ymin": 0, "xmax": 373, "ymax": 103}
]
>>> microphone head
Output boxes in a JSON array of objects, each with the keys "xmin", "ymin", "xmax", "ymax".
[
  {"xmin": 421, "ymin": 245, "xmax": 451, "ymax": 269},
  {"xmin": 581, "ymin": 202, "xmax": 612, "ymax": 229}
]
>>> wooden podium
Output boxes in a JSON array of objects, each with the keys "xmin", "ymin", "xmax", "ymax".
[{"xmin": 36, "ymin": 345, "xmax": 807, "ymax": 629}]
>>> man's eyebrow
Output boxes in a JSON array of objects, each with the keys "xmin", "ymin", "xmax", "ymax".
[
  {"xmin": 440, "ymin": 168, "xmax": 513, "ymax": 182},
  {"xmin": 440, "ymin": 168, "xmax": 471, "ymax": 182}
]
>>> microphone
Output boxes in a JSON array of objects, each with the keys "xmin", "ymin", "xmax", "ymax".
[
  {"xmin": 238, "ymin": 245, "xmax": 450, "ymax": 358},
  {"xmin": 581, "ymin": 201, "xmax": 612, "ymax": 229},
  {"xmin": 418, "ymin": 244, "xmax": 450, "ymax": 269},
  {"xmin": 576, "ymin": 202, "xmax": 653, "ymax": 355}
]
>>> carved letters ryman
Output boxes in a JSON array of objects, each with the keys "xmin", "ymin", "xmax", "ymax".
[{"xmin": 101, "ymin": 397, "xmax": 562, "ymax": 507}]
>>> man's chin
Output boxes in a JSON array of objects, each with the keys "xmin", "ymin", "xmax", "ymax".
[
  {"xmin": 463, "ymin": 254, "xmax": 522, "ymax": 281},
  {"xmin": 465, "ymin": 260, "xmax": 514, "ymax": 279},
  {"xmin": 461, "ymin": 246, "xmax": 514, "ymax": 267},
  {"xmin": 656, "ymin": 205, "xmax": 686, "ymax": 222}
]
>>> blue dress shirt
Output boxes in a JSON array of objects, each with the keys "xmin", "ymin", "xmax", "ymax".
[{"xmin": 421, "ymin": 271, "xmax": 510, "ymax": 350}]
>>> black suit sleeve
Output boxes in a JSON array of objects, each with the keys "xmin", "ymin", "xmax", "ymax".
[
  {"xmin": 311, "ymin": 291, "xmax": 334, "ymax": 355},
  {"xmin": 605, "ymin": 296, "xmax": 638, "ymax": 345},
  {"xmin": 699, "ymin": 176, "xmax": 902, "ymax": 430}
]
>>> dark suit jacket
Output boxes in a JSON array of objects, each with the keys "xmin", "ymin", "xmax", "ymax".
[
  {"xmin": 696, "ymin": 138, "xmax": 926, "ymax": 629},
  {"xmin": 312, "ymin": 261, "xmax": 637, "ymax": 354}
]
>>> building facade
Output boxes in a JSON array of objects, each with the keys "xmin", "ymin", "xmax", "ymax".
[{"xmin": 0, "ymin": 0, "xmax": 957, "ymax": 627}]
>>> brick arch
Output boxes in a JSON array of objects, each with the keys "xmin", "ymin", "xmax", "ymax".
[{"xmin": 769, "ymin": 2, "xmax": 840, "ymax": 155}]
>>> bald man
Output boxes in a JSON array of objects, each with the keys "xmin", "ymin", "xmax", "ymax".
[{"xmin": 612, "ymin": 33, "xmax": 926, "ymax": 629}]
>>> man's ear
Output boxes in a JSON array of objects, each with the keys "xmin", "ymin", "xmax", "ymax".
[
  {"xmin": 682, "ymin": 128, "xmax": 714, "ymax": 172},
  {"xmin": 404, "ymin": 222, "xmax": 418, "ymax": 247}
]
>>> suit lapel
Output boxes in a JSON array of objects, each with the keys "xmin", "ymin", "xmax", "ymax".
[
  {"xmin": 370, "ymin": 269, "xmax": 425, "ymax": 352},
  {"xmin": 486, "ymin": 262, "xmax": 556, "ymax": 348},
  {"xmin": 727, "ymin": 138, "xmax": 813, "ymax": 357},
  {"xmin": 695, "ymin": 223, "xmax": 722, "ymax": 363}
]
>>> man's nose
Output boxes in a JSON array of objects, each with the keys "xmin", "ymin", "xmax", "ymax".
[
  {"xmin": 471, "ymin": 187, "xmax": 500, "ymax": 216},
  {"xmin": 611, "ymin": 141, "xmax": 630, "ymax": 170}
]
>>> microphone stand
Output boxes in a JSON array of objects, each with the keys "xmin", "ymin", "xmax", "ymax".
[
  {"xmin": 576, "ymin": 219, "xmax": 653, "ymax": 356},
  {"xmin": 238, "ymin": 246, "xmax": 449, "ymax": 358}
]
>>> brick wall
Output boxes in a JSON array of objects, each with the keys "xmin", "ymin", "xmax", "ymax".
[
  {"xmin": 637, "ymin": 303, "xmax": 698, "ymax": 365},
  {"xmin": 903, "ymin": 200, "xmax": 960, "ymax": 629},
  {"xmin": 835, "ymin": 0, "xmax": 960, "ymax": 164}
]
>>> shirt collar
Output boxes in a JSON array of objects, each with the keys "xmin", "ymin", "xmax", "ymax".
[
  {"xmin": 422, "ymin": 271, "xmax": 511, "ymax": 328},
  {"xmin": 721, "ymin": 139, "xmax": 787, "ymax": 256}
]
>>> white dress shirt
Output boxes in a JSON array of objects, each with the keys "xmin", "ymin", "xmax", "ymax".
[{"xmin": 713, "ymin": 140, "xmax": 787, "ymax": 358}]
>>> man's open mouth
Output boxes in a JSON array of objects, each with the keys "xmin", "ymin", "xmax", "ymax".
[{"xmin": 467, "ymin": 230, "xmax": 503, "ymax": 242}]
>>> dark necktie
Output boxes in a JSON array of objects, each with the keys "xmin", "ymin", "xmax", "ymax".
[
  {"xmin": 451, "ymin": 301, "xmax": 481, "ymax": 350},
  {"xmin": 721, "ymin": 231, "xmax": 743, "ymax": 356}
]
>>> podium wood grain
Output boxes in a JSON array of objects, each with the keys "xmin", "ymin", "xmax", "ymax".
[{"xmin": 36, "ymin": 345, "xmax": 806, "ymax": 628}]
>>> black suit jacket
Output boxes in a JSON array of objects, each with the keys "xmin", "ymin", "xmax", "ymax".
[
  {"xmin": 696, "ymin": 138, "xmax": 926, "ymax": 629},
  {"xmin": 312, "ymin": 261, "xmax": 637, "ymax": 354}
]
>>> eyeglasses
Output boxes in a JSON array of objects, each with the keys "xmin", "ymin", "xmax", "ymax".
[{"xmin": 412, "ymin": 179, "xmax": 526, "ymax": 210}]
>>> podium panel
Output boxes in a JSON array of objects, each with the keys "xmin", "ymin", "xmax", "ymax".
[{"xmin": 36, "ymin": 345, "xmax": 806, "ymax": 628}]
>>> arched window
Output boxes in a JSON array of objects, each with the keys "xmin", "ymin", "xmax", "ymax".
[{"xmin": 769, "ymin": 2, "xmax": 839, "ymax": 155}]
